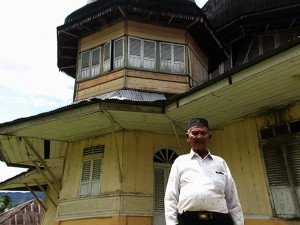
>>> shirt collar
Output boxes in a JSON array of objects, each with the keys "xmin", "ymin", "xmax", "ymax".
[{"xmin": 189, "ymin": 149, "xmax": 213, "ymax": 160}]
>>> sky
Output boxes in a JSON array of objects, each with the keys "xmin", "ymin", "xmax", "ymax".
[{"xmin": 0, "ymin": 0, "xmax": 208, "ymax": 183}]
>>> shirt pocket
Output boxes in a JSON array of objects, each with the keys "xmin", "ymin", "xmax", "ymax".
[{"xmin": 211, "ymin": 171, "xmax": 227, "ymax": 194}]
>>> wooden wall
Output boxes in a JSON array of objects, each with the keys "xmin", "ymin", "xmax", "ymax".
[
  {"xmin": 74, "ymin": 20, "xmax": 195, "ymax": 101},
  {"xmin": 209, "ymin": 103, "xmax": 300, "ymax": 218},
  {"xmin": 126, "ymin": 21, "xmax": 185, "ymax": 43},
  {"xmin": 79, "ymin": 22, "xmax": 125, "ymax": 52},
  {"xmin": 60, "ymin": 131, "xmax": 187, "ymax": 200},
  {"xmin": 42, "ymin": 103, "xmax": 300, "ymax": 225},
  {"xmin": 209, "ymin": 117, "xmax": 272, "ymax": 216},
  {"xmin": 186, "ymin": 33, "xmax": 208, "ymax": 86}
]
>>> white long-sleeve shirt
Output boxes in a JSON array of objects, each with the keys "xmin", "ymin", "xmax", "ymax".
[{"xmin": 164, "ymin": 149, "xmax": 244, "ymax": 225}]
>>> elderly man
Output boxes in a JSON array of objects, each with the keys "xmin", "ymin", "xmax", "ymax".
[{"xmin": 164, "ymin": 118, "xmax": 244, "ymax": 225}]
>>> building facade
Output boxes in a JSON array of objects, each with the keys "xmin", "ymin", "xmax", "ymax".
[{"xmin": 0, "ymin": 0, "xmax": 299, "ymax": 225}]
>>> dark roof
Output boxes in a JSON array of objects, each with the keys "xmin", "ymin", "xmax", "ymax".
[
  {"xmin": 57, "ymin": 0, "xmax": 226, "ymax": 77},
  {"xmin": 64, "ymin": 0, "xmax": 198, "ymax": 25},
  {"xmin": 204, "ymin": 0, "xmax": 300, "ymax": 41}
]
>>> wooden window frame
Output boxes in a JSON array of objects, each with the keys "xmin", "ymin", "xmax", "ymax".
[
  {"xmin": 113, "ymin": 37, "xmax": 124, "ymax": 70},
  {"xmin": 159, "ymin": 42, "xmax": 185, "ymax": 74},
  {"xmin": 79, "ymin": 145, "xmax": 104, "ymax": 197},
  {"xmin": 78, "ymin": 47, "xmax": 101, "ymax": 80},
  {"xmin": 128, "ymin": 36, "xmax": 156, "ymax": 70}
]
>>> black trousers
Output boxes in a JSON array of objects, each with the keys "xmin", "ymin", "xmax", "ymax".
[{"xmin": 178, "ymin": 212, "xmax": 234, "ymax": 225}]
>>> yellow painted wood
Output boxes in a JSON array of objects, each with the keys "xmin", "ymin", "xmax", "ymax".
[
  {"xmin": 58, "ymin": 217, "xmax": 113, "ymax": 225},
  {"xmin": 127, "ymin": 216, "xmax": 152, "ymax": 225},
  {"xmin": 127, "ymin": 21, "xmax": 185, "ymax": 44},
  {"xmin": 209, "ymin": 118, "xmax": 273, "ymax": 216},
  {"xmin": 41, "ymin": 186, "xmax": 58, "ymax": 225}
]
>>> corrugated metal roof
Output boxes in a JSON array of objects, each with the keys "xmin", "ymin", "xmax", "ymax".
[{"xmin": 73, "ymin": 90, "xmax": 168, "ymax": 104}]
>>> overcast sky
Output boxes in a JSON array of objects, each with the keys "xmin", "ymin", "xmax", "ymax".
[{"xmin": 0, "ymin": 0, "xmax": 208, "ymax": 183}]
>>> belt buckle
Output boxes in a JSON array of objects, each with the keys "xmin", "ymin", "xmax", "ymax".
[{"xmin": 198, "ymin": 212, "xmax": 209, "ymax": 220}]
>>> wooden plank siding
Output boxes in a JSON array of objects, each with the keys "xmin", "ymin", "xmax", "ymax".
[
  {"xmin": 76, "ymin": 68, "xmax": 189, "ymax": 100},
  {"xmin": 209, "ymin": 118, "xmax": 274, "ymax": 216},
  {"xmin": 126, "ymin": 20, "xmax": 185, "ymax": 44},
  {"xmin": 76, "ymin": 77, "xmax": 124, "ymax": 100},
  {"xmin": 186, "ymin": 33, "xmax": 208, "ymax": 86},
  {"xmin": 79, "ymin": 22, "xmax": 125, "ymax": 52},
  {"xmin": 59, "ymin": 131, "xmax": 187, "ymax": 199},
  {"xmin": 0, "ymin": 136, "xmax": 67, "ymax": 165}
]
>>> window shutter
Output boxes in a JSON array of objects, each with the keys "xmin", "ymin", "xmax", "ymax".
[
  {"xmin": 287, "ymin": 138, "xmax": 300, "ymax": 186},
  {"xmin": 80, "ymin": 51, "xmax": 90, "ymax": 79},
  {"xmin": 173, "ymin": 45, "xmax": 185, "ymax": 73},
  {"xmin": 91, "ymin": 48, "xmax": 101, "ymax": 77},
  {"xmin": 103, "ymin": 41, "xmax": 111, "ymax": 72},
  {"xmin": 114, "ymin": 38, "xmax": 124, "ymax": 69},
  {"xmin": 154, "ymin": 168, "xmax": 165, "ymax": 212},
  {"xmin": 262, "ymin": 142, "xmax": 290, "ymax": 186},
  {"xmin": 79, "ymin": 145, "xmax": 104, "ymax": 197},
  {"xmin": 160, "ymin": 43, "xmax": 171, "ymax": 71},
  {"xmin": 79, "ymin": 160, "xmax": 91, "ymax": 196},
  {"xmin": 143, "ymin": 40, "xmax": 155, "ymax": 69},
  {"xmin": 129, "ymin": 37, "xmax": 141, "ymax": 67},
  {"xmin": 91, "ymin": 158, "xmax": 102, "ymax": 195}
]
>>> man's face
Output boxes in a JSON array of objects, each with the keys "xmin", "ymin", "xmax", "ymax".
[{"xmin": 186, "ymin": 126, "xmax": 212, "ymax": 152}]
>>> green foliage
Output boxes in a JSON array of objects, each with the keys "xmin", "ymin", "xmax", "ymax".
[
  {"xmin": 0, "ymin": 195, "xmax": 13, "ymax": 213},
  {"xmin": 0, "ymin": 192, "xmax": 45, "ymax": 207}
]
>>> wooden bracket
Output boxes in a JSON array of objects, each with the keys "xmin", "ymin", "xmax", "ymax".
[
  {"xmin": 166, "ymin": 117, "xmax": 185, "ymax": 155},
  {"xmin": 118, "ymin": 7, "xmax": 126, "ymax": 18},
  {"xmin": 23, "ymin": 137, "xmax": 62, "ymax": 190},
  {"xmin": 34, "ymin": 179, "xmax": 57, "ymax": 207},
  {"xmin": 24, "ymin": 183, "xmax": 47, "ymax": 211},
  {"xmin": 104, "ymin": 110, "xmax": 122, "ymax": 182},
  {"xmin": 32, "ymin": 161, "xmax": 60, "ymax": 195}
]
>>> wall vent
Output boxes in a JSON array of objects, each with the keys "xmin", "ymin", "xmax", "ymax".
[{"xmin": 259, "ymin": 120, "xmax": 300, "ymax": 140}]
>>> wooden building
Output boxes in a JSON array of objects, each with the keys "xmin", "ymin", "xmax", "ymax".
[
  {"xmin": 0, "ymin": 199, "xmax": 43, "ymax": 225},
  {"xmin": 0, "ymin": 0, "xmax": 299, "ymax": 225}
]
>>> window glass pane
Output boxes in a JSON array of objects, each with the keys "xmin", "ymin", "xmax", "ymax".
[
  {"xmin": 81, "ymin": 52, "xmax": 90, "ymax": 69},
  {"xmin": 91, "ymin": 48, "xmax": 100, "ymax": 66},
  {"xmin": 114, "ymin": 38, "xmax": 124, "ymax": 69},
  {"xmin": 161, "ymin": 43, "xmax": 171, "ymax": 60},
  {"xmin": 114, "ymin": 38, "xmax": 124, "ymax": 58},
  {"xmin": 130, "ymin": 38, "xmax": 141, "ymax": 57},
  {"xmin": 174, "ymin": 45, "xmax": 184, "ymax": 62},
  {"xmin": 104, "ymin": 42, "xmax": 111, "ymax": 61},
  {"xmin": 144, "ymin": 41, "xmax": 155, "ymax": 59},
  {"xmin": 103, "ymin": 41, "xmax": 111, "ymax": 72}
]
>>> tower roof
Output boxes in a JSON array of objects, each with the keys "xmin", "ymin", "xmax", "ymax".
[
  {"xmin": 57, "ymin": 0, "xmax": 227, "ymax": 77},
  {"xmin": 203, "ymin": 0, "xmax": 300, "ymax": 41}
]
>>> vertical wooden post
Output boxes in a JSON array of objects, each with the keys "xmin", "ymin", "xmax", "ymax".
[{"xmin": 104, "ymin": 110, "xmax": 122, "ymax": 182}]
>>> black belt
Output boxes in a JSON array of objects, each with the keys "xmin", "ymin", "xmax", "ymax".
[{"xmin": 180, "ymin": 211, "xmax": 226, "ymax": 220}]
